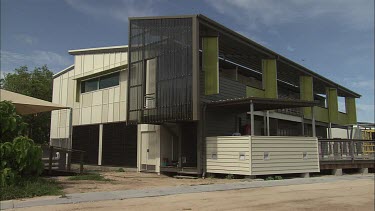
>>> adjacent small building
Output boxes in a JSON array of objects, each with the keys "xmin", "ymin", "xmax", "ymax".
[{"xmin": 50, "ymin": 14, "xmax": 362, "ymax": 176}]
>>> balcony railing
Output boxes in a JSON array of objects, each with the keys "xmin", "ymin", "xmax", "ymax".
[{"xmin": 318, "ymin": 139, "xmax": 375, "ymax": 161}]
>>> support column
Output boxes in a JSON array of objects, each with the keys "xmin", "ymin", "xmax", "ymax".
[
  {"xmin": 311, "ymin": 106, "xmax": 316, "ymax": 137},
  {"xmin": 301, "ymin": 116, "xmax": 305, "ymax": 136},
  {"xmin": 250, "ymin": 101, "xmax": 254, "ymax": 136},
  {"xmin": 98, "ymin": 124, "xmax": 103, "ymax": 166},
  {"xmin": 328, "ymin": 122, "xmax": 332, "ymax": 139},
  {"xmin": 266, "ymin": 111, "xmax": 270, "ymax": 136},
  {"xmin": 263, "ymin": 111, "xmax": 267, "ymax": 135}
]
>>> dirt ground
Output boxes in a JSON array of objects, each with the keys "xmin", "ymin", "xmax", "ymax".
[
  {"xmin": 56, "ymin": 171, "xmax": 244, "ymax": 194},
  {"xmin": 17, "ymin": 177, "xmax": 374, "ymax": 211}
]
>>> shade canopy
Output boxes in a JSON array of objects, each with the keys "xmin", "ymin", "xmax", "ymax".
[
  {"xmin": 0, "ymin": 89, "xmax": 69, "ymax": 115},
  {"xmin": 206, "ymin": 97, "xmax": 319, "ymax": 112}
]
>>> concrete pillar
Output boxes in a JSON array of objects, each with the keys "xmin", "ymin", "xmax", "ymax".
[
  {"xmin": 300, "ymin": 173, "xmax": 310, "ymax": 178},
  {"xmin": 332, "ymin": 168, "xmax": 343, "ymax": 176},
  {"xmin": 359, "ymin": 168, "xmax": 368, "ymax": 174},
  {"xmin": 98, "ymin": 124, "xmax": 103, "ymax": 166}
]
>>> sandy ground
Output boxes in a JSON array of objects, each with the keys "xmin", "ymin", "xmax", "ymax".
[
  {"xmin": 56, "ymin": 171, "xmax": 244, "ymax": 194},
  {"xmin": 17, "ymin": 177, "xmax": 374, "ymax": 211}
]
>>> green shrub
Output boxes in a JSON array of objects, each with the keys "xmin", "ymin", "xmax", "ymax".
[
  {"xmin": 117, "ymin": 168, "xmax": 125, "ymax": 172},
  {"xmin": 265, "ymin": 176, "xmax": 274, "ymax": 180},
  {"xmin": 274, "ymin": 175, "xmax": 283, "ymax": 180},
  {"xmin": 226, "ymin": 174, "xmax": 234, "ymax": 179},
  {"xmin": 0, "ymin": 136, "xmax": 43, "ymax": 186}
]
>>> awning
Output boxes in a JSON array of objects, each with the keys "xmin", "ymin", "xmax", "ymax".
[
  {"xmin": 0, "ymin": 89, "xmax": 69, "ymax": 115},
  {"xmin": 206, "ymin": 97, "xmax": 319, "ymax": 112}
]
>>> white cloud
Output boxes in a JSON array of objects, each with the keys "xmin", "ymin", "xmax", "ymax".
[
  {"xmin": 343, "ymin": 78, "xmax": 375, "ymax": 90},
  {"xmin": 356, "ymin": 102, "xmax": 375, "ymax": 122},
  {"xmin": 205, "ymin": 0, "xmax": 374, "ymax": 31},
  {"xmin": 286, "ymin": 45, "xmax": 295, "ymax": 52},
  {"xmin": 0, "ymin": 50, "xmax": 71, "ymax": 72},
  {"xmin": 14, "ymin": 34, "xmax": 37, "ymax": 45},
  {"xmin": 65, "ymin": 0, "xmax": 158, "ymax": 22}
]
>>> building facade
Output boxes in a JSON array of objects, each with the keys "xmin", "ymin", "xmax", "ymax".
[{"xmin": 51, "ymin": 15, "xmax": 360, "ymax": 175}]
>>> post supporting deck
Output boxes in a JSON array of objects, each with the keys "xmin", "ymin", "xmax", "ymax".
[
  {"xmin": 250, "ymin": 101, "xmax": 254, "ymax": 136},
  {"xmin": 311, "ymin": 106, "xmax": 316, "ymax": 137},
  {"xmin": 266, "ymin": 111, "xmax": 270, "ymax": 136}
]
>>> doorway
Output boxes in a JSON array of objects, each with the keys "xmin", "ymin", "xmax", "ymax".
[{"xmin": 140, "ymin": 131, "xmax": 157, "ymax": 171}]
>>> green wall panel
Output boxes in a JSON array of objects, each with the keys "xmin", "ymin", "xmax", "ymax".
[
  {"xmin": 314, "ymin": 106, "xmax": 329, "ymax": 123},
  {"xmin": 246, "ymin": 86, "xmax": 265, "ymax": 98},
  {"xmin": 300, "ymin": 75, "xmax": 313, "ymax": 117},
  {"xmin": 326, "ymin": 88, "xmax": 338, "ymax": 123},
  {"xmin": 203, "ymin": 37, "xmax": 219, "ymax": 95},
  {"xmin": 262, "ymin": 59, "xmax": 277, "ymax": 98},
  {"xmin": 345, "ymin": 97, "xmax": 357, "ymax": 124}
]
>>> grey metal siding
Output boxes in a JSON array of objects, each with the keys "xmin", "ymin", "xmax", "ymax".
[{"xmin": 201, "ymin": 75, "xmax": 246, "ymax": 102}]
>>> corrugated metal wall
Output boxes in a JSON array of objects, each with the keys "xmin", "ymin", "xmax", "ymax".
[{"xmin": 128, "ymin": 18, "xmax": 193, "ymax": 123}]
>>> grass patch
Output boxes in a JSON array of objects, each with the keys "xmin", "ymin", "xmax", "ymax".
[
  {"xmin": 0, "ymin": 177, "xmax": 63, "ymax": 201},
  {"xmin": 68, "ymin": 173, "xmax": 111, "ymax": 181}
]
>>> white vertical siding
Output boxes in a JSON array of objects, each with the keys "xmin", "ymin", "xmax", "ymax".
[{"xmin": 50, "ymin": 50, "xmax": 128, "ymax": 140}]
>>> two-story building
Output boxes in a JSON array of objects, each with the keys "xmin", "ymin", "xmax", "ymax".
[{"xmin": 51, "ymin": 14, "xmax": 360, "ymax": 176}]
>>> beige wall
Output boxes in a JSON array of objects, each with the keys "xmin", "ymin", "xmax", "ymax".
[
  {"xmin": 50, "ymin": 50, "xmax": 128, "ymax": 139},
  {"xmin": 206, "ymin": 136, "xmax": 320, "ymax": 176},
  {"xmin": 206, "ymin": 136, "xmax": 251, "ymax": 175},
  {"xmin": 250, "ymin": 136, "xmax": 320, "ymax": 175}
]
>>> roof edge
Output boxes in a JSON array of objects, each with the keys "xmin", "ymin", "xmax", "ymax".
[
  {"xmin": 69, "ymin": 45, "xmax": 128, "ymax": 55},
  {"xmin": 53, "ymin": 65, "xmax": 74, "ymax": 78}
]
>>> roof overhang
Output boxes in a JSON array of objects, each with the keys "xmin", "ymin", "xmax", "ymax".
[
  {"xmin": 73, "ymin": 64, "xmax": 128, "ymax": 81},
  {"xmin": 68, "ymin": 45, "xmax": 128, "ymax": 55},
  {"xmin": 206, "ymin": 97, "xmax": 319, "ymax": 112},
  {"xmin": 0, "ymin": 89, "xmax": 69, "ymax": 115}
]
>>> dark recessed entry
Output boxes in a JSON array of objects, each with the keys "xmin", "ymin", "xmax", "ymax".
[
  {"xmin": 72, "ymin": 124, "xmax": 100, "ymax": 165},
  {"xmin": 102, "ymin": 123, "xmax": 137, "ymax": 167}
]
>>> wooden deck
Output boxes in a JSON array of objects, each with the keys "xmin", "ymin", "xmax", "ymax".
[{"xmin": 318, "ymin": 139, "xmax": 375, "ymax": 170}]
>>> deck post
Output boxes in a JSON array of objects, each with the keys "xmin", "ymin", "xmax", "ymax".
[
  {"xmin": 48, "ymin": 146, "xmax": 53, "ymax": 175},
  {"xmin": 266, "ymin": 111, "xmax": 270, "ymax": 136},
  {"xmin": 263, "ymin": 111, "xmax": 267, "ymax": 136},
  {"xmin": 250, "ymin": 101, "xmax": 254, "ymax": 136},
  {"xmin": 311, "ymin": 106, "xmax": 316, "ymax": 137},
  {"xmin": 301, "ymin": 115, "xmax": 305, "ymax": 136}
]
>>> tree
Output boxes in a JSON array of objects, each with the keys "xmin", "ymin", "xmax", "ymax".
[
  {"xmin": 1, "ymin": 65, "xmax": 53, "ymax": 144},
  {"xmin": 0, "ymin": 101, "xmax": 27, "ymax": 143}
]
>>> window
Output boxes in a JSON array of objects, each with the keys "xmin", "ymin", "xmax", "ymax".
[
  {"xmin": 81, "ymin": 72, "xmax": 120, "ymax": 93},
  {"xmin": 99, "ymin": 72, "xmax": 120, "ymax": 89},
  {"xmin": 81, "ymin": 78, "xmax": 98, "ymax": 93},
  {"xmin": 144, "ymin": 58, "xmax": 157, "ymax": 108}
]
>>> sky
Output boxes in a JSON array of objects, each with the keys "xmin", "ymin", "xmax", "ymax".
[{"xmin": 1, "ymin": 0, "xmax": 374, "ymax": 122}]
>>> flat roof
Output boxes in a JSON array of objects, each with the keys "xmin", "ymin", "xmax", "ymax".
[
  {"xmin": 69, "ymin": 45, "xmax": 128, "ymax": 55},
  {"xmin": 129, "ymin": 14, "xmax": 360, "ymax": 98}
]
